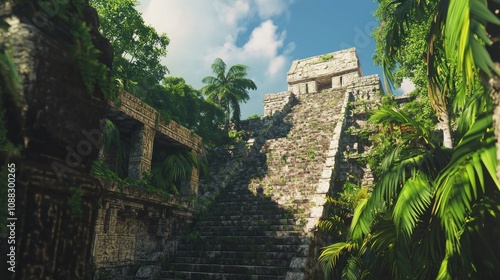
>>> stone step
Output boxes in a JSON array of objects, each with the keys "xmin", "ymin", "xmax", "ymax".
[
  {"xmin": 199, "ymin": 230, "xmax": 302, "ymax": 237},
  {"xmin": 165, "ymin": 263, "xmax": 288, "ymax": 275},
  {"xmin": 199, "ymin": 219, "xmax": 298, "ymax": 227},
  {"xmin": 209, "ymin": 204, "xmax": 291, "ymax": 212},
  {"xmin": 181, "ymin": 236, "xmax": 310, "ymax": 246},
  {"xmin": 201, "ymin": 214, "xmax": 302, "ymax": 221},
  {"xmin": 174, "ymin": 248, "xmax": 306, "ymax": 260},
  {"xmin": 199, "ymin": 224, "xmax": 302, "ymax": 232},
  {"xmin": 164, "ymin": 90, "xmax": 346, "ymax": 278},
  {"xmin": 159, "ymin": 271, "xmax": 285, "ymax": 280},
  {"xmin": 172, "ymin": 256, "xmax": 289, "ymax": 267}
]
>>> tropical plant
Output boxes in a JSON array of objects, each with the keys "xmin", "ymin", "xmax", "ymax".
[
  {"xmin": 321, "ymin": 96, "xmax": 500, "ymax": 278},
  {"xmin": 377, "ymin": 0, "xmax": 500, "ymax": 147},
  {"xmin": 150, "ymin": 149, "xmax": 201, "ymax": 195},
  {"xmin": 101, "ymin": 118, "xmax": 127, "ymax": 176},
  {"xmin": 201, "ymin": 58, "xmax": 257, "ymax": 131},
  {"xmin": 318, "ymin": 1, "xmax": 500, "ymax": 278}
]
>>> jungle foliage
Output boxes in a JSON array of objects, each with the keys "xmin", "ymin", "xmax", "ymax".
[
  {"xmin": 89, "ymin": 0, "xmax": 246, "ymax": 148},
  {"xmin": 320, "ymin": 0, "xmax": 500, "ymax": 279}
]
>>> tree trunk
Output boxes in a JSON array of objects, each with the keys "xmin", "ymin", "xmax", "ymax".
[{"xmin": 440, "ymin": 109, "xmax": 454, "ymax": 149}]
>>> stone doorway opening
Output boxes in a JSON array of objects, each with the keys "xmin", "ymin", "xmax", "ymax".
[{"xmin": 317, "ymin": 77, "xmax": 332, "ymax": 92}]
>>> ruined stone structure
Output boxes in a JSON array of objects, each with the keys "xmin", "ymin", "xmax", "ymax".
[
  {"xmin": 0, "ymin": 2, "xmax": 203, "ymax": 279},
  {"xmin": 92, "ymin": 92, "xmax": 203, "ymax": 279},
  {"xmin": 287, "ymin": 48, "xmax": 362, "ymax": 95},
  {"xmin": 92, "ymin": 182, "xmax": 198, "ymax": 279},
  {"xmin": 162, "ymin": 48, "xmax": 382, "ymax": 280},
  {"xmin": 0, "ymin": 1, "xmax": 112, "ymax": 279},
  {"xmin": 1, "ymin": 7, "xmax": 382, "ymax": 277},
  {"xmin": 105, "ymin": 91, "xmax": 201, "ymax": 191}
]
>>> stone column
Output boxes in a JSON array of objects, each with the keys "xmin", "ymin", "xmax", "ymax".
[
  {"xmin": 342, "ymin": 71, "xmax": 360, "ymax": 87},
  {"xmin": 307, "ymin": 81, "xmax": 318, "ymax": 93},
  {"xmin": 190, "ymin": 167, "xmax": 199, "ymax": 195},
  {"xmin": 128, "ymin": 124, "xmax": 156, "ymax": 179},
  {"xmin": 288, "ymin": 84, "xmax": 299, "ymax": 94},
  {"xmin": 298, "ymin": 83, "xmax": 307, "ymax": 94},
  {"xmin": 332, "ymin": 76, "xmax": 341, "ymax": 89}
]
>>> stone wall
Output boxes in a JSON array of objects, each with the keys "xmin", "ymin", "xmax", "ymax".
[
  {"xmin": 93, "ymin": 93, "xmax": 204, "ymax": 279},
  {"xmin": 0, "ymin": 1, "xmax": 112, "ymax": 279},
  {"xmin": 299, "ymin": 60, "xmax": 381, "ymax": 279},
  {"xmin": 287, "ymin": 48, "xmax": 361, "ymax": 85},
  {"xmin": 263, "ymin": 91, "xmax": 296, "ymax": 117},
  {"xmin": 92, "ymin": 182, "xmax": 196, "ymax": 279},
  {"xmin": 348, "ymin": 74, "xmax": 383, "ymax": 100}
]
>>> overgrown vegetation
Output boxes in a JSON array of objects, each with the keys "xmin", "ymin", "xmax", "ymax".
[
  {"xmin": 319, "ymin": 0, "xmax": 500, "ymax": 279},
  {"xmin": 93, "ymin": 119, "xmax": 205, "ymax": 196},
  {"xmin": 319, "ymin": 53, "xmax": 334, "ymax": 62},
  {"xmin": 89, "ymin": 0, "xmax": 254, "ymax": 148}
]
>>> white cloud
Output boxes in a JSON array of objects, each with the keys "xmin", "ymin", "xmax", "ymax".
[
  {"xmin": 139, "ymin": 0, "xmax": 295, "ymax": 117},
  {"xmin": 221, "ymin": 0, "xmax": 250, "ymax": 25},
  {"xmin": 254, "ymin": 0, "xmax": 293, "ymax": 18},
  {"xmin": 244, "ymin": 20, "xmax": 285, "ymax": 57},
  {"xmin": 399, "ymin": 77, "xmax": 416, "ymax": 94}
]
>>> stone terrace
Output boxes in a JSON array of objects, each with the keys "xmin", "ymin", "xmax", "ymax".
[{"xmin": 159, "ymin": 88, "xmax": 347, "ymax": 279}]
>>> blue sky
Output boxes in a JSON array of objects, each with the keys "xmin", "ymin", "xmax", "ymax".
[{"xmin": 138, "ymin": 0, "xmax": 413, "ymax": 118}]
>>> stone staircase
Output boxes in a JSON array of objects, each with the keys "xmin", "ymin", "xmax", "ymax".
[{"xmin": 159, "ymin": 89, "xmax": 346, "ymax": 280}]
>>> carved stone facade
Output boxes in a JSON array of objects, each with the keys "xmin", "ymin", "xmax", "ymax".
[
  {"xmin": 92, "ymin": 182, "xmax": 196, "ymax": 279},
  {"xmin": 89, "ymin": 91, "xmax": 203, "ymax": 278},
  {"xmin": 105, "ymin": 91, "xmax": 202, "ymax": 193}
]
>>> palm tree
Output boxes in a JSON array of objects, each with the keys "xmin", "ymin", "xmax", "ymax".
[{"xmin": 201, "ymin": 58, "xmax": 257, "ymax": 131}]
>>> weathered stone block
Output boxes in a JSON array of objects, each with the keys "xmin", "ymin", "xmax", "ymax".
[
  {"xmin": 136, "ymin": 265, "xmax": 158, "ymax": 278},
  {"xmin": 286, "ymin": 272, "xmax": 306, "ymax": 280},
  {"xmin": 316, "ymin": 180, "xmax": 331, "ymax": 194},
  {"xmin": 324, "ymin": 156, "xmax": 336, "ymax": 167},
  {"xmin": 310, "ymin": 206, "xmax": 325, "ymax": 218},
  {"xmin": 321, "ymin": 168, "xmax": 333, "ymax": 179},
  {"xmin": 289, "ymin": 257, "xmax": 308, "ymax": 269}
]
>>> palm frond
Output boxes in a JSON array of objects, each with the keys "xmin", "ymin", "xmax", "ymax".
[
  {"xmin": 433, "ymin": 112, "xmax": 499, "ymax": 277},
  {"xmin": 444, "ymin": 0, "xmax": 500, "ymax": 84},
  {"xmin": 227, "ymin": 64, "xmax": 249, "ymax": 77},
  {"xmin": 151, "ymin": 150, "xmax": 199, "ymax": 194},
  {"xmin": 319, "ymin": 242, "xmax": 355, "ymax": 279},
  {"xmin": 211, "ymin": 58, "xmax": 226, "ymax": 80},
  {"xmin": 369, "ymin": 106, "xmax": 432, "ymax": 145},
  {"xmin": 102, "ymin": 118, "xmax": 127, "ymax": 171},
  {"xmin": 393, "ymin": 175, "xmax": 432, "ymax": 240},
  {"xmin": 342, "ymin": 256, "xmax": 364, "ymax": 280}
]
